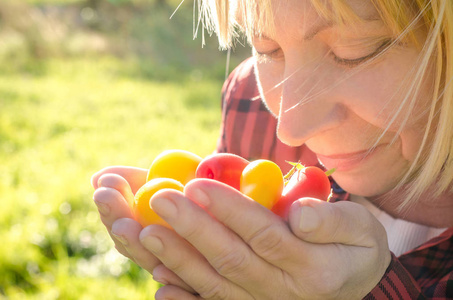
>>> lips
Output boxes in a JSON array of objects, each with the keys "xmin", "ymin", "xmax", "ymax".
[{"xmin": 316, "ymin": 145, "xmax": 385, "ymax": 172}]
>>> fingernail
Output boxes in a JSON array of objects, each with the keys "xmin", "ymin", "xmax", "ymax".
[
  {"xmin": 299, "ymin": 206, "xmax": 320, "ymax": 232},
  {"xmin": 153, "ymin": 276, "xmax": 168, "ymax": 285},
  {"xmin": 111, "ymin": 232, "xmax": 128, "ymax": 246},
  {"xmin": 141, "ymin": 236, "xmax": 164, "ymax": 254},
  {"xmin": 97, "ymin": 176, "xmax": 104, "ymax": 188},
  {"xmin": 151, "ymin": 197, "xmax": 177, "ymax": 219},
  {"xmin": 191, "ymin": 187, "xmax": 210, "ymax": 207},
  {"xmin": 94, "ymin": 200, "xmax": 110, "ymax": 216}
]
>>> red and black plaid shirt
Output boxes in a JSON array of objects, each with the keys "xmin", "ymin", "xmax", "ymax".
[{"xmin": 216, "ymin": 57, "xmax": 453, "ymax": 299}]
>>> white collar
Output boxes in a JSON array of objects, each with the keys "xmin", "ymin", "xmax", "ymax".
[{"xmin": 350, "ymin": 195, "xmax": 447, "ymax": 256}]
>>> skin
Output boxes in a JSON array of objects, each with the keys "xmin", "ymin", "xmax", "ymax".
[
  {"xmin": 255, "ymin": 1, "xmax": 430, "ymax": 198},
  {"xmin": 91, "ymin": 0, "xmax": 453, "ymax": 298},
  {"xmin": 92, "ymin": 168, "xmax": 389, "ymax": 299},
  {"xmin": 253, "ymin": 0, "xmax": 453, "ymax": 227}
]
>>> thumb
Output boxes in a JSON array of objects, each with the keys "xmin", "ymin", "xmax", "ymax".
[{"xmin": 288, "ymin": 198, "xmax": 388, "ymax": 248}]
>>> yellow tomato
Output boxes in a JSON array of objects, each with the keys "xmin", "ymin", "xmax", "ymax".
[
  {"xmin": 146, "ymin": 149, "xmax": 202, "ymax": 185},
  {"xmin": 240, "ymin": 159, "xmax": 284, "ymax": 209},
  {"xmin": 133, "ymin": 178, "xmax": 184, "ymax": 227}
]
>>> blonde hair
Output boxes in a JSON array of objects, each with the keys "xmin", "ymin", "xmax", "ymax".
[{"xmin": 199, "ymin": 0, "xmax": 453, "ymax": 209}]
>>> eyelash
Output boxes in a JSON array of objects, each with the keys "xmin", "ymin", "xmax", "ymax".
[
  {"xmin": 331, "ymin": 39, "xmax": 393, "ymax": 68},
  {"xmin": 254, "ymin": 48, "xmax": 283, "ymax": 63},
  {"xmin": 254, "ymin": 38, "xmax": 394, "ymax": 67}
]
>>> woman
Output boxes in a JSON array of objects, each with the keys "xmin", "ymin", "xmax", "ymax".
[{"xmin": 92, "ymin": 0, "xmax": 453, "ymax": 298}]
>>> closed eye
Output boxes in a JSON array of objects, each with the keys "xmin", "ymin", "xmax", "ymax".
[
  {"xmin": 253, "ymin": 48, "xmax": 284, "ymax": 63},
  {"xmin": 331, "ymin": 39, "xmax": 393, "ymax": 68}
]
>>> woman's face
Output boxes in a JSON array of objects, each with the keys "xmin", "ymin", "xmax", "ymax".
[{"xmin": 253, "ymin": 0, "xmax": 434, "ymax": 197}]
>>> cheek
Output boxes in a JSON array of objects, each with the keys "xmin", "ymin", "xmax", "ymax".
[
  {"xmin": 339, "ymin": 68, "xmax": 406, "ymax": 129},
  {"xmin": 339, "ymin": 59, "xmax": 435, "ymax": 161},
  {"xmin": 345, "ymin": 53, "xmax": 430, "ymax": 125},
  {"xmin": 398, "ymin": 72, "xmax": 436, "ymax": 162},
  {"xmin": 255, "ymin": 61, "xmax": 283, "ymax": 116}
]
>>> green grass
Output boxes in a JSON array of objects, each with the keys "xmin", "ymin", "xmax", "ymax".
[{"xmin": 0, "ymin": 55, "xmax": 224, "ymax": 298}]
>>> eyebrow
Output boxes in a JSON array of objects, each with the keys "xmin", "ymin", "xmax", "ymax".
[
  {"xmin": 303, "ymin": 14, "xmax": 381, "ymax": 41},
  {"xmin": 303, "ymin": 21, "xmax": 333, "ymax": 41},
  {"xmin": 255, "ymin": 23, "xmax": 331, "ymax": 42},
  {"xmin": 255, "ymin": 14, "xmax": 382, "ymax": 42}
]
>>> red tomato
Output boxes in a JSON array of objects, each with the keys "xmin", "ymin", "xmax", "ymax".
[
  {"xmin": 271, "ymin": 166, "xmax": 331, "ymax": 219},
  {"xmin": 196, "ymin": 153, "xmax": 250, "ymax": 190}
]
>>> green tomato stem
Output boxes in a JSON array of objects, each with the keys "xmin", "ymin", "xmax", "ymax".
[{"xmin": 324, "ymin": 168, "xmax": 336, "ymax": 177}]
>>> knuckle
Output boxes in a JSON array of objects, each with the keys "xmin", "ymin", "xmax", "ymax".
[
  {"xmin": 308, "ymin": 268, "xmax": 344, "ymax": 298},
  {"xmin": 177, "ymin": 220, "xmax": 205, "ymax": 241},
  {"xmin": 318, "ymin": 283, "xmax": 342, "ymax": 298},
  {"xmin": 247, "ymin": 222, "xmax": 285, "ymax": 260},
  {"xmin": 325, "ymin": 203, "xmax": 368, "ymax": 242},
  {"xmin": 326, "ymin": 205, "xmax": 345, "ymax": 240},
  {"xmin": 163, "ymin": 259, "xmax": 186, "ymax": 275},
  {"xmin": 211, "ymin": 248, "xmax": 250, "ymax": 279},
  {"xmin": 152, "ymin": 248, "xmax": 189, "ymax": 277},
  {"xmin": 197, "ymin": 278, "xmax": 230, "ymax": 300}
]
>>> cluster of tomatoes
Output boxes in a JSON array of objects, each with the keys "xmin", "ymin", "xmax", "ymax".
[{"xmin": 132, "ymin": 149, "xmax": 333, "ymax": 228}]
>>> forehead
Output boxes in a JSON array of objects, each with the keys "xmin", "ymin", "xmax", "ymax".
[
  {"xmin": 244, "ymin": 0, "xmax": 381, "ymax": 38},
  {"xmin": 338, "ymin": 0, "xmax": 380, "ymax": 20},
  {"xmin": 283, "ymin": 0, "xmax": 381, "ymax": 24}
]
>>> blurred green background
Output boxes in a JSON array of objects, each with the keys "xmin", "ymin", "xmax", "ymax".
[{"xmin": 0, "ymin": 0, "xmax": 250, "ymax": 298}]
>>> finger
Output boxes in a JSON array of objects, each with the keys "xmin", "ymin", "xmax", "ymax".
[
  {"xmin": 93, "ymin": 187, "xmax": 134, "ymax": 228},
  {"xmin": 288, "ymin": 199, "xmax": 392, "ymax": 297},
  {"xmin": 288, "ymin": 198, "xmax": 388, "ymax": 248},
  {"xmin": 111, "ymin": 218, "xmax": 161, "ymax": 273},
  {"xmin": 91, "ymin": 166, "xmax": 147, "ymax": 193},
  {"xmin": 153, "ymin": 264, "xmax": 197, "ymax": 293},
  {"xmin": 91, "ymin": 169, "xmax": 142, "ymax": 261},
  {"xmin": 97, "ymin": 173, "xmax": 135, "ymax": 208},
  {"xmin": 108, "ymin": 230, "xmax": 134, "ymax": 261},
  {"xmin": 183, "ymin": 179, "xmax": 309, "ymax": 269},
  {"xmin": 150, "ymin": 187, "xmax": 296, "ymax": 299},
  {"xmin": 155, "ymin": 285, "xmax": 202, "ymax": 300},
  {"xmin": 93, "ymin": 187, "xmax": 135, "ymax": 259},
  {"xmin": 139, "ymin": 206, "xmax": 254, "ymax": 300}
]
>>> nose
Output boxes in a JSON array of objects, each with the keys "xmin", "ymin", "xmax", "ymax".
[{"xmin": 277, "ymin": 59, "xmax": 345, "ymax": 146}]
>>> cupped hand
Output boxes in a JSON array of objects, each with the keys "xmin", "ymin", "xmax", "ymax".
[
  {"xmin": 91, "ymin": 166, "xmax": 161, "ymax": 271},
  {"xmin": 143, "ymin": 179, "xmax": 391, "ymax": 300}
]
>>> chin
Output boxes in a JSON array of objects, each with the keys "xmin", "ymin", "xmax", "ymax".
[{"xmin": 332, "ymin": 173, "xmax": 399, "ymax": 198}]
